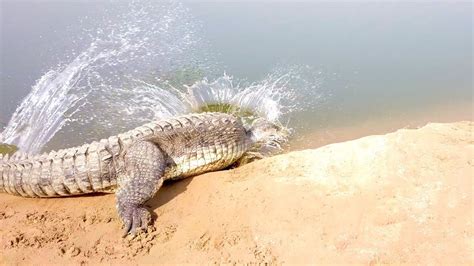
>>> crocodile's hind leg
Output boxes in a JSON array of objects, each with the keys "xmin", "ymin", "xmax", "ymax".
[{"xmin": 116, "ymin": 140, "xmax": 166, "ymax": 237}]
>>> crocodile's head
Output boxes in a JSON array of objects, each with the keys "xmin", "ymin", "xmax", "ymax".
[{"xmin": 248, "ymin": 118, "xmax": 289, "ymax": 153}]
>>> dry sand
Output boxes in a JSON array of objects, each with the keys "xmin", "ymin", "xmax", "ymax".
[{"xmin": 0, "ymin": 121, "xmax": 472, "ymax": 265}]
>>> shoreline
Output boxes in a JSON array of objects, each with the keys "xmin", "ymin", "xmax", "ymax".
[
  {"xmin": 1, "ymin": 100, "xmax": 470, "ymax": 154},
  {"xmin": 290, "ymin": 101, "xmax": 472, "ymax": 150}
]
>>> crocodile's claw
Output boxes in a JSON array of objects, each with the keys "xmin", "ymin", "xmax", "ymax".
[{"xmin": 120, "ymin": 205, "xmax": 151, "ymax": 237}]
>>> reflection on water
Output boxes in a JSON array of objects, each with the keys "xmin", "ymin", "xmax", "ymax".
[{"xmin": 0, "ymin": 1, "xmax": 471, "ymax": 153}]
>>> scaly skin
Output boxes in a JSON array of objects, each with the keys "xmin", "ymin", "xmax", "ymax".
[{"xmin": 0, "ymin": 112, "xmax": 263, "ymax": 236}]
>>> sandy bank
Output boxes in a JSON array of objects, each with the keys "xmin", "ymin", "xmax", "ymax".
[{"xmin": 0, "ymin": 121, "xmax": 472, "ymax": 265}]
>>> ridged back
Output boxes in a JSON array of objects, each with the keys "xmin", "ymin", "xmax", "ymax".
[{"xmin": 0, "ymin": 112, "xmax": 252, "ymax": 197}]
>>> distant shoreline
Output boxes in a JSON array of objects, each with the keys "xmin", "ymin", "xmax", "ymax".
[{"xmin": 291, "ymin": 101, "xmax": 472, "ymax": 150}]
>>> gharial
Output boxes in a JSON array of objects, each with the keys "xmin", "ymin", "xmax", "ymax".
[{"xmin": 0, "ymin": 112, "xmax": 287, "ymax": 236}]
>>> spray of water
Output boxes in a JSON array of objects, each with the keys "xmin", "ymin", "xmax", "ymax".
[
  {"xmin": 0, "ymin": 0, "xmax": 205, "ymax": 153},
  {"xmin": 145, "ymin": 72, "xmax": 300, "ymax": 122},
  {"xmin": 0, "ymin": 1, "xmax": 324, "ymax": 154}
]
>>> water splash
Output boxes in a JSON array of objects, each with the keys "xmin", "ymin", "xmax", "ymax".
[
  {"xmin": 43, "ymin": 69, "xmax": 317, "ymax": 152},
  {"xmin": 0, "ymin": 58, "xmax": 91, "ymax": 154},
  {"xmin": 0, "ymin": 0, "xmax": 207, "ymax": 153},
  {"xmin": 0, "ymin": 1, "xmax": 325, "ymax": 154},
  {"xmin": 155, "ymin": 72, "xmax": 300, "ymax": 122}
]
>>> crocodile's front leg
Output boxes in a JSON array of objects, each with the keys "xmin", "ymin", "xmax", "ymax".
[{"xmin": 116, "ymin": 140, "xmax": 165, "ymax": 237}]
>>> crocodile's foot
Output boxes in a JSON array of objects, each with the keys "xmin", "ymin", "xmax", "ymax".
[
  {"xmin": 115, "ymin": 140, "xmax": 166, "ymax": 237},
  {"xmin": 119, "ymin": 204, "xmax": 152, "ymax": 237}
]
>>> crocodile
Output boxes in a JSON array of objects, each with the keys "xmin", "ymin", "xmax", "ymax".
[{"xmin": 0, "ymin": 112, "xmax": 286, "ymax": 236}]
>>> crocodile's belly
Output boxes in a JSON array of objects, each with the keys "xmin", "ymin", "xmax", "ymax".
[{"xmin": 163, "ymin": 141, "xmax": 247, "ymax": 180}]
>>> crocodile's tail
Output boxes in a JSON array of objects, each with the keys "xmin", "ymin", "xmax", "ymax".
[
  {"xmin": 0, "ymin": 118, "xmax": 173, "ymax": 198},
  {"xmin": 0, "ymin": 140, "xmax": 120, "ymax": 198}
]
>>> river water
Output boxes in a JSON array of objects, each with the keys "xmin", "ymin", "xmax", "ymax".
[{"xmin": 0, "ymin": 1, "xmax": 471, "ymax": 153}]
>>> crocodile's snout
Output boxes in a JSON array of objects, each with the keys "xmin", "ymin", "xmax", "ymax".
[{"xmin": 248, "ymin": 118, "xmax": 288, "ymax": 151}]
